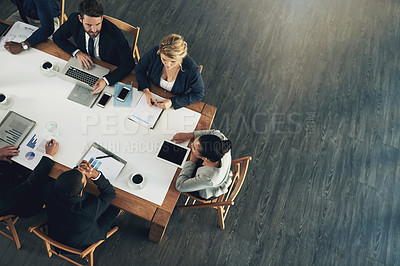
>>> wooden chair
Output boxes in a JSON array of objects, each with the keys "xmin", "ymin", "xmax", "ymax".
[
  {"xmin": 29, "ymin": 221, "xmax": 118, "ymax": 266},
  {"xmin": 176, "ymin": 156, "xmax": 252, "ymax": 229},
  {"xmin": 59, "ymin": 0, "xmax": 68, "ymax": 25},
  {"xmin": 103, "ymin": 15, "xmax": 140, "ymax": 62},
  {"xmin": 198, "ymin": 65, "xmax": 203, "ymax": 73},
  {"xmin": 0, "ymin": 214, "xmax": 21, "ymax": 249}
]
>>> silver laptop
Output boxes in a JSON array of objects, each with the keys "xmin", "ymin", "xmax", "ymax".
[{"xmin": 57, "ymin": 57, "xmax": 110, "ymax": 107}]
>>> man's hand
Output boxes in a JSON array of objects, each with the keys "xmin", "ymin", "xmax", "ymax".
[
  {"xmin": 45, "ymin": 139, "xmax": 59, "ymax": 156},
  {"xmin": 76, "ymin": 51, "xmax": 94, "ymax": 69},
  {"xmin": 4, "ymin": 41, "xmax": 24, "ymax": 55},
  {"xmin": 171, "ymin": 132, "xmax": 194, "ymax": 143},
  {"xmin": 78, "ymin": 160, "xmax": 99, "ymax": 179},
  {"xmin": 156, "ymin": 99, "xmax": 172, "ymax": 110},
  {"xmin": 143, "ymin": 88, "xmax": 157, "ymax": 107},
  {"xmin": 0, "ymin": 145, "xmax": 19, "ymax": 163},
  {"xmin": 91, "ymin": 79, "xmax": 106, "ymax": 94}
]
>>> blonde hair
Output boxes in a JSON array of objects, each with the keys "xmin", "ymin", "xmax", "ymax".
[{"xmin": 158, "ymin": 34, "xmax": 188, "ymax": 59}]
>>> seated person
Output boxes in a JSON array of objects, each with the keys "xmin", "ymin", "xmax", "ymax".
[
  {"xmin": 135, "ymin": 34, "xmax": 205, "ymax": 110},
  {"xmin": 0, "ymin": 140, "xmax": 58, "ymax": 217},
  {"xmin": 42, "ymin": 159, "xmax": 119, "ymax": 250},
  {"xmin": 52, "ymin": 0, "xmax": 135, "ymax": 94},
  {"xmin": 172, "ymin": 130, "xmax": 232, "ymax": 200},
  {"xmin": 4, "ymin": 0, "xmax": 61, "ymax": 54}
]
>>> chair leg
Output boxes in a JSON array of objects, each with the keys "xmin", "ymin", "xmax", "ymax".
[
  {"xmin": 88, "ymin": 251, "xmax": 94, "ymax": 266},
  {"xmin": 217, "ymin": 207, "xmax": 225, "ymax": 229},
  {"xmin": 45, "ymin": 241, "xmax": 52, "ymax": 257},
  {"xmin": 7, "ymin": 218, "xmax": 21, "ymax": 249}
]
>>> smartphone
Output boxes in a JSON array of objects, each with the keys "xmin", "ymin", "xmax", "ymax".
[
  {"xmin": 116, "ymin": 86, "xmax": 131, "ymax": 102},
  {"xmin": 97, "ymin": 92, "xmax": 112, "ymax": 108}
]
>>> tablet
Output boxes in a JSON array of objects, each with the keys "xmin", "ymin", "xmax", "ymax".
[
  {"xmin": 156, "ymin": 140, "xmax": 191, "ymax": 168},
  {"xmin": 0, "ymin": 21, "xmax": 10, "ymax": 37},
  {"xmin": 0, "ymin": 111, "xmax": 36, "ymax": 149}
]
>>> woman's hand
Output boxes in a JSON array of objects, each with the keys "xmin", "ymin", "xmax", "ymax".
[
  {"xmin": 156, "ymin": 99, "xmax": 172, "ymax": 110},
  {"xmin": 143, "ymin": 88, "xmax": 157, "ymax": 107},
  {"xmin": 171, "ymin": 132, "xmax": 194, "ymax": 143}
]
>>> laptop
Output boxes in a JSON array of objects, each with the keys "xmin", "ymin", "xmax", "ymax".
[
  {"xmin": 57, "ymin": 57, "xmax": 110, "ymax": 107},
  {"xmin": 0, "ymin": 111, "xmax": 35, "ymax": 149},
  {"xmin": 0, "ymin": 20, "xmax": 11, "ymax": 38}
]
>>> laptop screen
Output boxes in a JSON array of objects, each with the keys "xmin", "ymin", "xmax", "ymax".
[{"xmin": 0, "ymin": 21, "xmax": 10, "ymax": 37}]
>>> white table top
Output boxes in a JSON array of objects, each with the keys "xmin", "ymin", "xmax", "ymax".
[{"xmin": 0, "ymin": 47, "xmax": 200, "ymax": 206}]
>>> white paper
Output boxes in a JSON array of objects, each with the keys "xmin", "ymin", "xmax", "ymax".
[
  {"xmin": 128, "ymin": 93, "xmax": 164, "ymax": 128},
  {"xmin": 0, "ymin": 21, "xmax": 38, "ymax": 46},
  {"xmin": 12, "ymin": 131, "xmax": 48, "ymax": 170}
]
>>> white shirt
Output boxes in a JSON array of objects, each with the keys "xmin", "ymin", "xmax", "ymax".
[{"xmin": 159, "ymin": 77, "xmax": 175, "ymax": 92}]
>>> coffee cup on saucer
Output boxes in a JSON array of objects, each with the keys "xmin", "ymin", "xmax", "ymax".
[
  {"xmin": 39, "ymin": 61, "xmax": 58, "ymax": 76},
  {"xmin": 128, "ymin": 173, "xmax": 147, "ymax": 190},
  {"xmin": 0, "ymin": 93, "xmax": 13, "ymax": 109}
]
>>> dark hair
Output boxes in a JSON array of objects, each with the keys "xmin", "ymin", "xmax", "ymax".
[
  {"xmin": 198, "ymin": 135, "xmax": 232, "ymax": 163},
  {"xmin": 55, "ymin": 169, "xmax": 84, "ymax": 199},
  {"xmin": 79, "ymin": 0, "xmax": 103, "ymax": 17}
]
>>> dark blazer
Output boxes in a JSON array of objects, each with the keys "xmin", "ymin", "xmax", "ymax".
[
  {"xmin": 10, "ymin": 0, "xmax": 59, "ymax": 46},
  {"xmin": 42, "ymin": 173, "xmax": 116, "ymax": 249},
  {"xmin": 0, "ymin": 156, "xmax": 54, "ymax": 217},
  {"xmin": 135, "ymin": 46, "xmax": 205, "ymax": 109},
  {"xmin": 53, "ymin": 12, "xmax": 135, "ymax": 85}
]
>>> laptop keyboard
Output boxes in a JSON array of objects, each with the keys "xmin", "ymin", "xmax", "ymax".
[{"xmin": 65, "ymin": 66, "xmax": 99, "ymax": 87}]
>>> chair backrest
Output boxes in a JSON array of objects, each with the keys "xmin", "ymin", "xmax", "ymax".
[
  {"xmin": 221, "ymin": 156, "xmax": 252, "ymax": 203},
  {"xmin": 58, "ymin": 0, "xmax": 68, "ymax": 25},
  {"xmin": 0, "ymin": 215, "xmax": 21, "ymax": 249},
  {"xmin": 198, "ymin": 65, "xmax": 203, "ymax": 73},
  {"xmin": 103, "ymin": 15, "xmax": 140, "ymax": 62},
  {"xmin": 29, "ymin": 221, "xmax": 118, "ymax": 266}
]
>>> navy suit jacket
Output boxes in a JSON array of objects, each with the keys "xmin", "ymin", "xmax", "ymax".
[
  {"xmin": 0, "ymin": 156, "xmax": 54, "ymax": 217},
  {"xmin": 11, "ymin": 0, "xmax": 59, "ymax": 46},
  {"xmin": 42, "ymin": 173, "xmax": 116, "ymax": 249},
  {"xmin": 53, "ymin": 12, "xmax": 135, "ymax": 85},
  {"xmin": 135, "ymin": 46, "xmax": 205, "ymax": 109}
]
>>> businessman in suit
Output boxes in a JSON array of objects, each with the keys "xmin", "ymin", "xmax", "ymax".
[
  {"xmin": 42, "ymin": 159, "xmax": 120, "ymax": 249},
  {"xmin": 52, "ymin": 0, "xmax": 135, "ymax": 94},
  {"xmin": 0, "ymin": 140, "xmax": 58, "ymax": 217}
]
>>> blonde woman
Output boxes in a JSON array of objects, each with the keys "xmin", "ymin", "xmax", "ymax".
[{"xmin": 135, "ymin": 34, "xmax": 205, "ymax": 110}]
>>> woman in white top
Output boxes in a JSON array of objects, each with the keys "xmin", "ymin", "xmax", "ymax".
[{"xmin": 172, "ymin": 130, "xmax": 232, "ymax": 200}]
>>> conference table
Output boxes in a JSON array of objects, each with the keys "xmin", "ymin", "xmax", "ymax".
[{"xmin": 0, "ymin": 19, "xmax": 217, "ymax": 243}]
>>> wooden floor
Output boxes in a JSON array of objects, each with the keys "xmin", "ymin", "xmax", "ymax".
[{"xmin": 1, "ymin": 0, "xmax": 400, "ymax": 265}]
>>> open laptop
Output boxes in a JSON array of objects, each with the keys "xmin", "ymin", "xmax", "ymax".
[{"xmin": 57, "ymin": 57, "xmax": 110, "ymax": 107}]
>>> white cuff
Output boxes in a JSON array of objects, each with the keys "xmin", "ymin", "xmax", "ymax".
[
  {"xmin": 72, "ymin": 49, "xmax": 80, "ymax": 57},
  {"xmin": 43, "ymin": 153, "xmax": 53, "ymax": 160},
  {"xmin": 92, "ymin": 172, "xmax": 101, "ymax": 181},
  {"xmin": 103, "ymin": 77, "xmax": 110, "ymax": 86}
]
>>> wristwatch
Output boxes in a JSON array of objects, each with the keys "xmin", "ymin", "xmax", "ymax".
[{"xmin": 21, "ymin": 42, "xmax": 29, "ymax": 50}]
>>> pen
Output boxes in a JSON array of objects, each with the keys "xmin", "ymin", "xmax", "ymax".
[
  {"xmin": 49, "ymin": 139, "xmax": 53, "ymax": 146},
  {"xmin": 96, "ymin": 155, "xmax": 112, "ymax": 159}
]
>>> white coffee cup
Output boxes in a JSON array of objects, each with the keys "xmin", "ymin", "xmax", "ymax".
[
  {"xmin": 128, "ymin": 173, "xmax": 147, "ymax": 190},
  {"xmin": 40, "ymin": 61, "xmax": 58, "ymax": 76},
  {"xmin": 0, "ymin": 93, "xmax": 13, "ymax": 109}
]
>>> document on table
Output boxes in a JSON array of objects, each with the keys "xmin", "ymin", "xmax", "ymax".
[
  {"xmin": 12, "ymin": 131, "xmax": 48, "ymax": 170},
  {"xmin": 0, "ymin": 21, "xmax": 38, "ymax": 46},
  {"xmin": 79, "ymin": 143, "xmax": 127, "ymax": 183},
  {"xmin": 128, "ymin": 93, "xmax": 165, "ymax": 129}
]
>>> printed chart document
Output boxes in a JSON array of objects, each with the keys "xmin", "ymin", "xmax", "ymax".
[
  {"xmin": 79, "ymin": 143, "xmax": 127, "ymax": 183},
  {"xmin": 0, "ymin": 21, "xmax": 38, "ymax": 46},
  {"xmin": 0, "ymin": 111, "xmax": 36, "ymax": 149},
  {"xmin": 128, "ymin": 93, "xmax": 164, "ymax": 129},
  {"xmin": 12, "ymin": 131, "xmax": 48, "ymax": 170}
]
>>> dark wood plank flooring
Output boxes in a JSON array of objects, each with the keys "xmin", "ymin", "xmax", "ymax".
[{"xmin": 1, "ymin": 0, "xmax": 400, "ymax": 265}]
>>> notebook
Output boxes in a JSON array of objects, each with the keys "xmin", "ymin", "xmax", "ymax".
[{"xmin": 128, "ymin": 93, "xmax": 164, "ymax": 129}]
